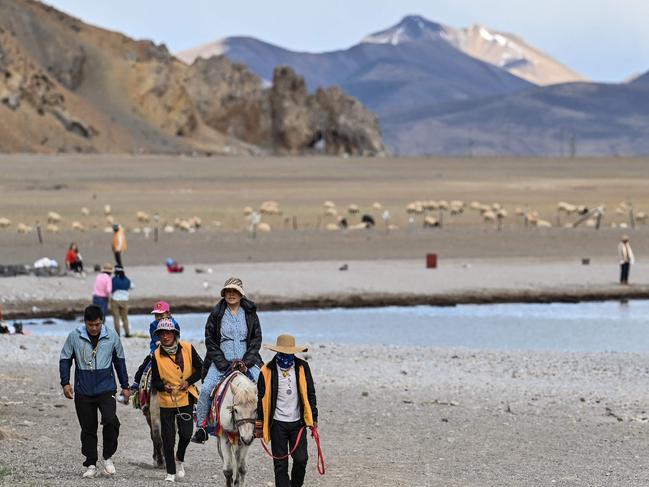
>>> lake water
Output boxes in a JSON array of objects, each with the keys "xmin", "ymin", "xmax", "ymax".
[{"xmin": 19, "ymin": 300, "xmax": 649, "ymax": 353}]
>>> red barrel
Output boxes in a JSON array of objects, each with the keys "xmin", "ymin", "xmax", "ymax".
[{"xmin": 426, "ymin": 253, "xmax": 437, "ymax": 268}]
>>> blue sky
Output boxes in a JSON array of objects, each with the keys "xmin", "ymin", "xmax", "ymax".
[{"xmin": 44, "ymin": 0, "xmax": 649, "ymax": 82}]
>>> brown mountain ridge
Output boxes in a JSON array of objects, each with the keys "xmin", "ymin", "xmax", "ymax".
[{"xmin": 0, "ymin": 0, "xmax": 385, "ymax": 155}]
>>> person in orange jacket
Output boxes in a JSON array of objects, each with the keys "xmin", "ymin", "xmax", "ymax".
[{"xmin": 112, "ymin": 224, "xmax": 127, "ymax": 266}]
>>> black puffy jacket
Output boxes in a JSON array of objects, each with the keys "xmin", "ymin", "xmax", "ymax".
[{"xmin": 202, "ymin": 297, "xmax": 263, "ymax": 379}]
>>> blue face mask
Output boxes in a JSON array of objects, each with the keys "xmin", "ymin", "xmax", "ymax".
[{"xmin": 276, "ymin": 353, "xmax": 295, "ymax": 369}]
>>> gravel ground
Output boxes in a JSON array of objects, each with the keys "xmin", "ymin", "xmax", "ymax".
[{"xmin": 2, "ymin": 335, "xmax": 649, "ymax": 486}]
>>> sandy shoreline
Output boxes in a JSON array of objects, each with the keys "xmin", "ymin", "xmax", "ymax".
[
  {"xmin": 1, "ymin": 258, "xmax": 648, "ymax": 319},
  {"xmin": 2, "ymin": 335, "xmax": 649, "ymax": 486}
]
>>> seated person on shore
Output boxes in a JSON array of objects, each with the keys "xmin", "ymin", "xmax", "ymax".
[
  {"xmin": 150, "ymin": 318, "xmax": 203, "ymax": 482},
  {"xmin": 131, "ymin": 301, "xmax": 180, "ymax": 390},
  {"xmin": 65, "ymin": 242, "xmax": 84, "ymax": 274},
  {"xmin": 191, "ymin": 277, "xmax": 263, "ymax": 444}
]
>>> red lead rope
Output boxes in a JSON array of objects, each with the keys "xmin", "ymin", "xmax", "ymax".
[{"xmin": 259, "ymin": 426, "xmax": 326, "ymax": 476}]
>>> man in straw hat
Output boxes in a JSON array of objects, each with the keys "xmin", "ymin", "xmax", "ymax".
[
  {"xmin": 191, "ymin": 277, "xmax": 263, "ymax": 444},
  {"xmin": 256, "ymin": 334, "xmax": 318, "ymax": 487},
  {"xmin": 618, "ymin": 234, "xmax": 635, "ymax": 284}
]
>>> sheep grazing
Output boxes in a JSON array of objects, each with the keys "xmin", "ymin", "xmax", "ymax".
[
  {"xmin": 104, "ymin": 205, "xmax": 112, "ymax": 215},
  {"xmin": 106, "ymin": 215, "xmax": 115, "ymax": 225},
  {"xmin": 557, "ymin": 202, "xmax": 577, "ymax": 214},
  {"xmin": 324, "ymin": 207, "xmax": 337, "ymax": 217},
  {"xmin": 103, "ymin": 226, "xmax": 114, "ymax": 233},
  {"xmin": 47, "ymin": 212, "xmax": 62, "ymax": 224},
  {"xmin": 323, "ymin": 201, "xmax": 336, "ymax": 209},
  {"xmin": 372, "ymin": 202, "xmax": 383, "ymax": 210},
  {"xmin": 482, "ymin": 210, "xmax": 496, "ymax": 223},
  {"xmin": 515, "ymin": 207, "xmax": 525, "ymax": 216},
  {"xmin": 469, "ymin": 201, "xmax": 482, "ymax": 211},
  {"xmin": 423, "ymin": 200, "xmax": 438, "ymax": 211},
  {"xmin": 449, "ymin": 200, "xmax": 465, "ymax": 215},
  {"xmin": 348, "ymin": 204, "xmax": 360, "ymax": 215},
  {"xmin": 163, "ymin": 225, "xmax": 175, "ymax": 233},
  {"xmin": 406, "ymin": 202, "xmax": 423, "ymax": 214},
  {"xmin": 17, "ymin": 223, "xmax": 32, "ymax": 233},
  {"xmin": 189, "ymin": 216, "xmax": 202, "ymax": 229},
  {"xmin": 325, "ymin": 223, "xmax": 339, "ymax": 231},
  {"xmin": 81, "ymin": 207, "xmax": 90, "ymax": 216},
  {"xmin": 536, "ymin": 220, "xmax": 552, "ymax": 228},
  {"xmin": 260, "ymin": 201, "xmax": 282, "ymax": 215},
  {"xmin": 636, "ymin": 212, "xmax": 648, "ymax": 223},
  {"xmin": 257, "ymin": 222, "xmax": 271, "ymax": 232},
  {"xmin": 46, "ymin": 223, "xmax": 60, "ymax": 233},
  {"xmin": 0, "ymin": 217, "xmax": 11, "ymax": 229},
  {"xmin": 437, "ymin": 200, "xmax": 449, "ymax": 211},
  {"xmin": 348, "ymin": 222, "xmax": 368, "ymax": 230},
  {"xmin": 423, "ymin": 216, "xmax": 439, "ymax": 228},
  {"xmin": 71, "ymin": 221, "xmax": 86, "ymax": 231},
  {"xmin": 243, "ymin": 206, "xmax": 253, "ymax": 216},
  {"xmin": 136, "ymin": 211, "xmax": 150, "ymax": 223}
]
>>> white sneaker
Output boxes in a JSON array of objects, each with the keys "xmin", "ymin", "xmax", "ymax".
[
  {"xmin": 165, "ymin": 473, "xmax": 175, "ymax": 482},
  {"xmin": 82, "ymin": 465, "xmax": 97, "ymax": 478},
  {"xmin": 103, "ymin": 458, "xmax": 116, "ymax": 475},
  {"xmin": 176, "ymin": 461, "xmax": 185, "ymax": 479}
]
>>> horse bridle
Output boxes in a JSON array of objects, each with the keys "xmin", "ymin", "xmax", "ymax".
[{"xmin": 229, "ymin": 406, "xmax": 257, "ymax": 429}]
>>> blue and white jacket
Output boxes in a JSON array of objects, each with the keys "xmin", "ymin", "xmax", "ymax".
[{"xmin": 59, "ymin": 325, "xmax": 129, "ymax": 396}]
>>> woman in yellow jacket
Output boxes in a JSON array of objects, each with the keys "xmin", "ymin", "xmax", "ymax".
[{"xmin": 151, "ymin": 318, "xmax": 203, "ymax": 482}]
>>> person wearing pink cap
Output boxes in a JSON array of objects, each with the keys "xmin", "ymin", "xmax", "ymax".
[{"xmin": 132, "ymin": 301, "xmax": 180, "ymax": 390}]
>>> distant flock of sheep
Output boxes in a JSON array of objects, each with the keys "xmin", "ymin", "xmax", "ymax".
[{"xmin": 0, "ymin": 199, "xmax": 646, "ymax": 235}]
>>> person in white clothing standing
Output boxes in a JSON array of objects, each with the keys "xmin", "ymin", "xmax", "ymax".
[
  {"xmin": 618, "ymin": 235, "xmax": 635, "ymax": 285},
  {"xmin": 256, "ymin": 335, "xmax": 318, "ymax": 487}
]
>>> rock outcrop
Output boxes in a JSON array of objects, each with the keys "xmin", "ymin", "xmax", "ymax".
[
  {"xmin": 0, "ymin": 0, "xmax": 386, "ymax": 156},
  {"xmin": 186, "ymin": 60, "xmax": 386, "ymax": 155}
]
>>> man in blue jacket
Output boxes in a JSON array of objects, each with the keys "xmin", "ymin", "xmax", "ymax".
[{"xmin": 59, "ymin": 304, "xmax": 131, "ymax": 478}]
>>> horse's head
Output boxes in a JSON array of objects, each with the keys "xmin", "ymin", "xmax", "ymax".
[{"xmin": 229, "ymin": 374, "xmax": 258, "ymax": 446}]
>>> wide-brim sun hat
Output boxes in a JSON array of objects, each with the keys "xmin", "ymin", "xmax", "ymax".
[
  {"xmin": 622, "ymin": 234, "xmax": 630, "ymax": 241},
  {"xmin": 101, "ymin": 263, "xmax": 114, "ymax": 273},
  {"xmin": 221, "ymin": 277, "xmax": 245, "ymax": 297},
  {"xmin": 154, "ymin": 318, "xmax": 178, "ymax": 335},
  {"xmin": 264, "ymin": 334, "xmax": 308, "ymax": 354}
]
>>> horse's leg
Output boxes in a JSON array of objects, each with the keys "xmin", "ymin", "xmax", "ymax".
[
  {"xmin": 220, "ymin": 436, "xmax": 234, "ymax": 487},
  {"xmin": 149, "ymin": 392, "xmax": 165, "ymax": 468},
  {"xmin": 234, "ymin": 443, "xmax": 249, "ymax": 487}
]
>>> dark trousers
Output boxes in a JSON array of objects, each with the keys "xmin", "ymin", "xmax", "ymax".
[
  {"xmin": 114, "ymin": 251, "xmax": 123, "ymax": 266},
  {"xmin": 74, "ymin": 392, "xmax": 120, "ymax": 467},
  {"xmin": 270, "ymin": 420, "xmax": 308, "ymax": 487},
  {"xmin": 70, "ymin": 261, "xmax": 84, "ymax": 273},
  {"xmin": 160, "ymin": 405, "xmax": 193, "ymax": 474},
  {"xmin": 620, "ymin": 262, "xmax": 630, "ymax": 283}
]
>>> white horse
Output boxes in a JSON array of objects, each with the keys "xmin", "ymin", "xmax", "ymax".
[{"xmin": 212, "ymin": 372, "xmax": 258, "ymax": 487}]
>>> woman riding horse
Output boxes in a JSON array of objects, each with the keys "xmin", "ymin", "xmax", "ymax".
[
  {"xmin": 192, "ymin": 277, "xmax": 263, "ymax": 443},
  {"xmin": 150, "ymin": 318, "xmax": 203, "ymax": 482}
]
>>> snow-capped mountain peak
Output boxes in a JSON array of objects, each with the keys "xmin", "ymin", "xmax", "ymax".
[{"xmin": 362, "ymin": 15, "xmax": 454, "ymax": 45}]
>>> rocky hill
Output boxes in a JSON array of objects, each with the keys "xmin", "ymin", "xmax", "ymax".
[{"xmin": 0, "ymin": 0, "xmax": 385, "ymax": 155}]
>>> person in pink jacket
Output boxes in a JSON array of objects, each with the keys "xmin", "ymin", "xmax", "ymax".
[{"xmin": 92, "ymin": 263, "xmax": 113, "ymax": 317}]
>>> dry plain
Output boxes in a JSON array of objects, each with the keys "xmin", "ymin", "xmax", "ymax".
[{"xmin": 2, "ymin": 155, "xmax": 649, "ymax": 486}]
